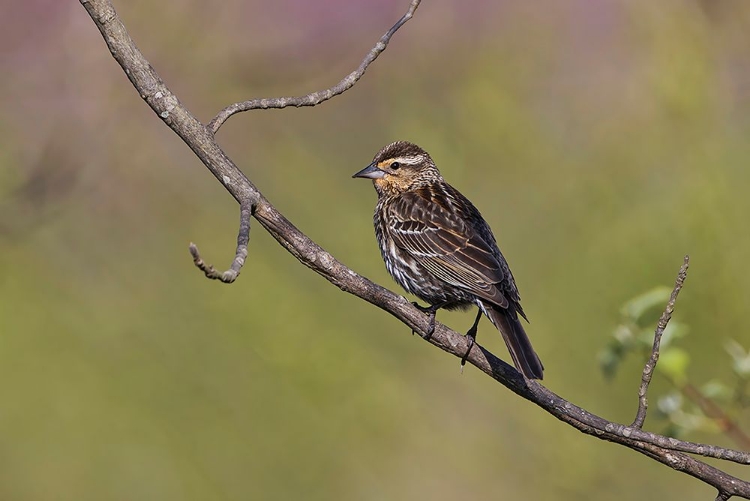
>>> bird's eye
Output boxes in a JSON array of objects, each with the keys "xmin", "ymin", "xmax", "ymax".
[{"xmin": 391, "ymin": 162, "xmax": 401, "ymax": 170}]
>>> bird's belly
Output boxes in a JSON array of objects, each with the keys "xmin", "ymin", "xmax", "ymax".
[{"xmin": 381, "ymin": 237, "xmax": 474, "ymax": 307}]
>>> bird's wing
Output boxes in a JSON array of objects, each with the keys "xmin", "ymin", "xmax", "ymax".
[{"xmin": 386, "ymin": 188, "xmax": 510, "ymax": 308}]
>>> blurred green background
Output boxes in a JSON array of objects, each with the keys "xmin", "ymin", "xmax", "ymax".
[{"xmin": 2, "ymin": 0, "xmax": 750, "ymax": 499}]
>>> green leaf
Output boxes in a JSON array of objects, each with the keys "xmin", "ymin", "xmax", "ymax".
[
  {"xmin": 638, "ymin": 321, "xmax": 688, "ymax": 350},
  {"xmin": 657, "ymin": 347, "xmax": 690, "ymax": 384},
  {"xmin": 598, "ymin": 345, "xmax": 623, "ymax": 380},
  {"xmin": 700, "ymin": 379, "xmax": 732, "ymax": 401},
  {"xmin": 612, "ymin": 324, "xmax": 635, "ymax": 346},
  {"xmin": 659, "ymin": 321, "xmax": 688, "ymax": 349},
  {"xmin": 671, "ymin": 410, "xmax": 719, "ymax": 434},
  {"xmin": 620, "ymin": 286, "xmax": 672, "ymax": 324},
  {"xmin": 657, "ymin": 391, "xmax": 683, "ymax": 415},
  {"xmin": 725, "ymin": 340, "xmax": 750, "ymax": 379}
]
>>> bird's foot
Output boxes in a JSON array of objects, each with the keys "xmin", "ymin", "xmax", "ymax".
[
  {"xmin": 459, "ymin": 309, "xmax": 482, "ymax": 373},
  {"xmin": 460, "ymin": 327, "xmax": 478, "ymax": 372},
  {"xmin": 412, "ymin": 302, "xmax": 439, "ymax": 340},
  {"xmin": 411, "ymin": 302, "xmax": 433, "ymax": 313}
]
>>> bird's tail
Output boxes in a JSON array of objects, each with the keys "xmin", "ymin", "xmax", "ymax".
[{"xmin": 480, "ymin": 300, "xmax": 544, "ymax": 380}]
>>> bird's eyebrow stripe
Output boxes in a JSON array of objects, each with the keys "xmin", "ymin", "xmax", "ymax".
[{"xmin": 381, "ymin": 155, "xmax": 425, "ymax": 166}]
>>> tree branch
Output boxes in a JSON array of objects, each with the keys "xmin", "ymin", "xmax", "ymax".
[
  {"xmin": 207, "ymin": 0, "xmax": 422, "ymax": 134},
  {"xmin": 632, "ymin": 255, "xmax": 690, "ymax": 428},
  {"xmin": 80, "ymin": 1, "xmax": 750, "ymax": 498},
  {"xmin": 189, "ymin": 202, "xmax": 252, "ymax": 283}
]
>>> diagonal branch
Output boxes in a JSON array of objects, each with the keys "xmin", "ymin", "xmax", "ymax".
[
  {"xmin": 189, "ymin": 202, "xmax": 252, "ymax": 283},
  {"xmin": 208, "ymin": 0, "xmax": 421, "ymax": 134},
  {"xmin": 680, "ymin": 381, "xmax": 750, "ymax": 450},
  {"xmin": 81, "ymin": 1, "xmax": 750, "ymax": 498},
  {"xmin": 632, "ymin": 255, "xmax": 690, "ymax": 428}
]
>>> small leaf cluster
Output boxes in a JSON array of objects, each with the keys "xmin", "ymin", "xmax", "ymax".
[
  {"xmin": 599, "ymin": 286, "xmax": 689, "ymax": 381},
  {"xmin": 600, "ymin": 287, "xmax": 750, "ymax": 439}
]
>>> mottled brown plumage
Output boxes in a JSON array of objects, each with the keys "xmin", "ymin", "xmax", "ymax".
[{"xmin": 353, "ymin": 141, "xmax": 544, "ymax": 379}]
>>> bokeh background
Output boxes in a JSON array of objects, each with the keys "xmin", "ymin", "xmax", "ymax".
[{"xmin": 2, "ymin": 0, "xmax": 750, "ymax": 499}]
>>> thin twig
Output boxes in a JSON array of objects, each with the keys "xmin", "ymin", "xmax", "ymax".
[
  {"xmin": 632, "ymin": 255, "xmax": 690, "ymax": 428},
  {"xmin": 208, "ymin": 0, "xmax": 421, "ymax": 134},
  {"xmin": 189, "ymin": 203, "xmax": 252, "ymax": 283}
]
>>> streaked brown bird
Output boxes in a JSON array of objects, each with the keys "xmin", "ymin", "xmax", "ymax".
[{"xmin": 353, "ymin": 141, "xmax": 544, "ymax": 379}]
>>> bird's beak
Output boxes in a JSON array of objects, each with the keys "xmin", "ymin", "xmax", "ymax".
[{"xmin": 352, "ymin": 162, "xmax": 386, "ymax": 179}]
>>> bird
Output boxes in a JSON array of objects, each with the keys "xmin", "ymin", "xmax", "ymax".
[{"xmin": 352, "ymin": 141, "xmax": 544, "ymax": 379}]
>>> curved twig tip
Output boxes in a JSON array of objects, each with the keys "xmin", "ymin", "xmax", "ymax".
[
  {"xmin": 189, "ymin": 204, "xmax": 252, "ymax": 283},
  {"xmin": 208, "ymin": 0, "xmax": 422, "ymax": 133},
  {"xmin": 189, "ymin": 242, "xmax": 240, "ymax": 283}
]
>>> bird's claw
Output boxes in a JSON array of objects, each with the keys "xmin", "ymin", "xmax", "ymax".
[
  {"xmin": 460, "ymin": 332, "xmax": 476, "ymax": 370},
  {"xmin": 412, "ymin": 302, "xmax": 437, "ymax": 340},
  {"xmin": 411, "ymin": 302, "xmax": 430, "ymax": 313}
]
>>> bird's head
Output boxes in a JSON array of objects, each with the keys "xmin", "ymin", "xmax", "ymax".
[{"xmin": 353, "ymin": 141, "xmax": 442, "ymax": 195}]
